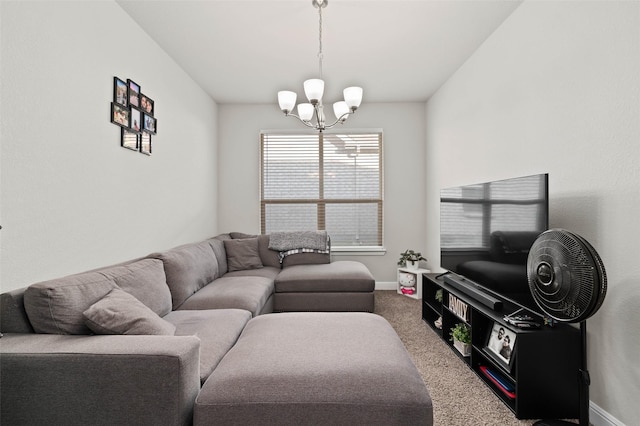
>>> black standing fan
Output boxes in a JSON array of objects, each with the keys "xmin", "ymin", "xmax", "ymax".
[{"xmin": 527, "ymin": 229, "xmax": 607, "ymax": 426}]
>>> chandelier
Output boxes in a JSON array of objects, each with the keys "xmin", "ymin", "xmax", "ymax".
[{"xmin": 277, "ymin": 0, "xmax": 363, "ymax": 132}]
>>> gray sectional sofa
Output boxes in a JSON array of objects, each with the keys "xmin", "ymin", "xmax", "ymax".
[{"xmin": 0, "ymin": 232, "xmax": 433, "ymax": 426}]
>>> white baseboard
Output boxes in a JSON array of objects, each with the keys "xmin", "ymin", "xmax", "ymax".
[
  {"xmin": 590, "ymin": 401, "xmax": 625, "ymax": 426},
  {"xmin": 375, "ymin": 281, "xmax": 397, "ymax": 291}
]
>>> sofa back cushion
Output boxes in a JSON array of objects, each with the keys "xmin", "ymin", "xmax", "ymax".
[
  {"xmin": 150, "ymin": 240, "xmax": 219, "ymax": 309},
  {"xmin": 208, "ymin": 236, "xmax": 229, "ymax": 277},
  {"xmin": 257, "ymin": 235, "xmax": 281, "ymax": 269},
  {"xmin": 0, "ymin": 288, "xmax": 35, "ymax": 333},
  {"xmin": 282, "ymin": 251, "xmax": 331, "ymax": 267},
  {"xmin": 98, "ymin": 258, "xmax": 172, "ymax": 317},
  {"xmin": 24, "ymin": 272, "xmax": 118, "ymax": 334}
]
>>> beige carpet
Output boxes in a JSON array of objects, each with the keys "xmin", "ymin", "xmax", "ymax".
[{"xmin": 374, "ymin": 290, "xmax": 537, "ymax": 426}]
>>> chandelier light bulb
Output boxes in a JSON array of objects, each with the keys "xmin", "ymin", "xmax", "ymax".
[
  {"xmin": 333, "ymin": 101, "xmax": 349, "ymax": 122},
  {"xmin": 343, "ymin": 87, "xmax": 363, "ymax": 110},
  {"xmin": 304, "ymin": 79, "xmax": 325, "ymax": 104},
  {"xmin": 298, "ymin": 103, "xmax": 314, "ymax": 121},
  {"xmin": 278, "ymin": 91, "xmax": 297, "ymax": 114}
]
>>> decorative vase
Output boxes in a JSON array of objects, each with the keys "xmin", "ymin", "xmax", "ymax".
[
  {"xmin": 453, "ymin": 340, "xmax": 471, "ymax": 357},
  {"xmin": 405, "ymin": 260, "xmax": 419, "ymax": 271}
]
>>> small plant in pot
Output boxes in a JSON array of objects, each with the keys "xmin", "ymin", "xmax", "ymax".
[
  {"xmin": 398, "ymin": 250, "xmax": 426, "ymax": 271},
  {"xmin": 450, "ymin": 323, "xmax": 472, "ymax": 357}
]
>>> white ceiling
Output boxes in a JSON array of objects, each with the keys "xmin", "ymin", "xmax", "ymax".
[{"xmin": 116, "ymin": 0, "xmax": 523, "ymax": 104}]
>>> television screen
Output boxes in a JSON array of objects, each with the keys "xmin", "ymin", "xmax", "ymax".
[{"xmin": 440, "ymin": 174, "xmax": 548, "ymax": 315}]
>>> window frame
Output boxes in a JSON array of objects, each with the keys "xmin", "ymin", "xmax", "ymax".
[{"xmin": 260, "ymin": 129, "xmax": 384, "ymax": 250}]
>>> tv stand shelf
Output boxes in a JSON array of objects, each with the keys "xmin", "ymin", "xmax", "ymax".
[{"xmin": 422, "ymin": 273, "xmax": 581, "ymax": 420}]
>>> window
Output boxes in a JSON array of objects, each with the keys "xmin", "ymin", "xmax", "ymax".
[{"xmin": 260, "ymin": 131, "xmax": 383, "ymax": 248}]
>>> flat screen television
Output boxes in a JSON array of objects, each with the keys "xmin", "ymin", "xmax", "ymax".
[{"xmin": 440, "ymin": 173, "xmax": 549, "ymax": 316}]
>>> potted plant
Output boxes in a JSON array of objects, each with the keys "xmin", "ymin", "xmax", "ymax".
[
  {"xmin": 398, "ymin": 249, "xmax": 426, "ymax": 271},
  {"xmin": 449, "ymin": 323, "xmax": 472, "ymax": 357}
]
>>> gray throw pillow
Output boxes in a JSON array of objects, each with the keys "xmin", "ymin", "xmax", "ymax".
[
  {"xmin": 224, "ymin": 238, "xmax": 263, "ymax": 272},
  {"xmin": 83, "ymin": 288, "xmax": 176, "ymax": 335}
]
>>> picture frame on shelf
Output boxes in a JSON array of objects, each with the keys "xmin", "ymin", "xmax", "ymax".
[
  {"xmin": 129, "ymin": 107, "xmax": 142, "ymax": 133},
  {"xmin": 127, "ymin": 79, "xmax": 140, "ymax": 107},
  {"xmin": 111, "ymin": 102, "xmax": 129, "ymax": 128},
  {"xmin": 142, "ymin": 112, "xmax": 156, "ymax": 134},
  {"xmin": 140, "ymin": 132, "xmax": 152, "ymax": 155},
  {"xmin": 140, "ymin": 94, "xmax": 154, "ymax": 115},
  {"xmin": 121, "ymin": 128, "xmax": 139, "ymax": 151},
  {"xmin": 485, "ymin": 321, "xmax": 517, "ymax": 372},
  {"xmin": 113, "ymin": 77, "xmax": 128, "ymax": 107}
]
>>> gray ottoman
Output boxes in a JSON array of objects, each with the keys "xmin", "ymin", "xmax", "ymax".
[
  {"xmin": 273, "ymin": 261, "xmax": 375, "ymax": 312},
  {"xmin": 195, "ymin": 312, "xmax": 433, "ymax": 426}
]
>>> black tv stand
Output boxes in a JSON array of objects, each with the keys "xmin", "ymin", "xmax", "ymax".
[{"xmin": 421, "ymin": 273, "xmax": 581, "ymax": 420}]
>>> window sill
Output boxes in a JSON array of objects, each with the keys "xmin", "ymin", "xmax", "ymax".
[{"xmin": 332, "ymin": 246, "xmax": 387, "ymax": 256}]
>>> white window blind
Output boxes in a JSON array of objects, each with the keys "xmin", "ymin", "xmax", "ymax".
[{"xmin": 260, "ymin": 131, "xmax": 383, "ymax": 247}]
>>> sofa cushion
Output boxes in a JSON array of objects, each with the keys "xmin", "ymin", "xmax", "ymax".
[
  {"xmin": 164, "ymin": 309, "xmax": 252, "ymax": 383},
  {"xmin": 97, "ymin": 258, "xmax": 172, "ymax": 317},
  {"xmin": 229, "ymin": 232, "xmax": 254, "ymax": 239},
  {"xmin": 83, "ymin": 288, "xmax": 176, "ymax": 336},
  {"xmin": 223, "ymin": 266, "xmax": 280, "ymax": 281},
  {"xmin": 275, "ymin": 261, "xmax": 375, "ymax": 293},
  {"xmin": 257, "ymin": 235, "xmax": 281, "ymax": 269},
  {"xmin": 0, "ymin": 288, "xmax": 34, "ymax": 333},
  {"xmin": 150, "ymin": 240, "xmax": 219, "ymax": 309},
  {"xmin": 223, "ymin": 238, "xmax": 263, "ymax": 272},
  {"xmin": 282, "ymin": 250, "xmax": 330, "ymax": 267},
  {"xmin": 24, "ymin": 272, "xmax": 118, "ymax": 334},
  {"xmin": 178, "ymin": 276, "xmax": 274, "ymax": 317},
  {"xmin": 208, "ymin": 237, "xmax": 228, "ymax": 278}
]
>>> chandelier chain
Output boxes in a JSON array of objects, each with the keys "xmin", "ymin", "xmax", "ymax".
[{"xmin": 318, "ymin": 4, "xmax": 323, "ymax": 78}]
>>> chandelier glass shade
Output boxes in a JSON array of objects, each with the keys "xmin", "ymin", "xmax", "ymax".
[{"xmin": 277, "ymin": 0, "xmax": 362, "ymax": 132}]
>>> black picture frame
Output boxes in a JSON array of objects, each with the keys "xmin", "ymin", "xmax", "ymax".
[
  {"xmin": 127, "ymin": 79, "xmax": 140, "ymax": 108},
  {"xmin": 129, "ymin": 106, "xmax": 142, "ymax": 133},
  {"xmin": 142, "ymin": 112, "xmax": 156, "ymax": 134},
  {"xmin": 140, "ymin": 94, "xmax": 154, "ymax": 115},
  {"xmin": 140, "ymin": 132, "xmax": 152, "ymax": 155},
  {"xmin": 484, "ymin": 322, "xmax": 517, "ymax": 372},
  {"xmin": 114, "ymin": 77, "xmax": 128, "ymax": 107},
  {"xmin": 121, "ymin": 128, "xmax": 139, "ymax": 151},
  {"xmin": 111, "ymin": 102, "xmax": 130, "ymax": 128}
]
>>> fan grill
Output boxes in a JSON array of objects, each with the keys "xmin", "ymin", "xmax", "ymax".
[{"xmin": 527, "ymin": 229, "xmax": 607, "ymax": 322}]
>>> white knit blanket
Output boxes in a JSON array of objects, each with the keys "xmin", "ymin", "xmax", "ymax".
[{"xmin": 268, "ymin": 231, "xmax": 329, "ymax": 252}]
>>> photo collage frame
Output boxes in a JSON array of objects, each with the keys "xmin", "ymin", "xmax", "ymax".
[{"xmin": 111, "ymin": 76, "xmax": 157, "ymax": 155}]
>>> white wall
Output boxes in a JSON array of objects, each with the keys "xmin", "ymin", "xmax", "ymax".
[
  {"xmin": 218, "ymin": 102, "xmax": 426, "ymax": 282},
  {"xmin": 425, "ymin": 1, "xmax": 639, "ymax": 424},
  {"xmin": 0, "ymin": 1, "xmax": 218, "ymax": 292}
]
